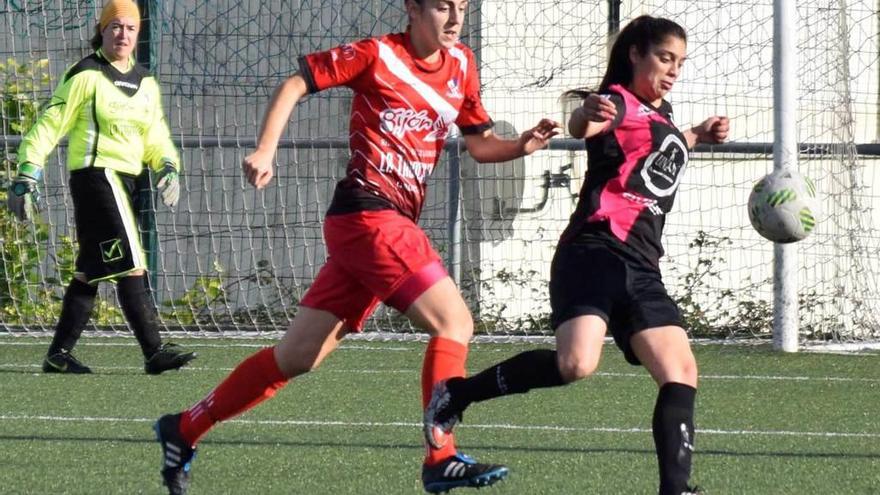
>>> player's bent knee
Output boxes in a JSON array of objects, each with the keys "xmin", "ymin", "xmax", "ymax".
[
  {"xmin": 276, "ymin": 358, "xmax": 319, "ymax": 378},
  {"xmin": 412, "ymin": 306, "xmax": 474, "ymax": 343},
  {"xmin": 557, "ymin": 355, "xmax": 599, "ymax": 383},
  {"xmin": 658, "ymin": 355, "xmax": 698, "ymax": 388},
  {"xmin": 431, "ymin": 323, "xmax": 474, "ymax": 345},
  {"xmin": 681, "ymin": 357, "xmax": 699, "ymax": 387},
  {"xmin": 274, "ymin": 344, "xmax": 329, "ymax": 378},
  {"xmin": 678, "ymin": 348, "xmax": 698, "ymax": 384},
  {"xmin": 449, "ymin": 319, "xmax": 475, "ymax": 339}
]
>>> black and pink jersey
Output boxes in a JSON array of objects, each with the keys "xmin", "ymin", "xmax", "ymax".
[
  {"xmin": 561, "ymin": 84, "xmax": 689, "ymax": 267},
  {"xmin": 298, "ymin": 32, "xmax": 493, "ymax": 221}
]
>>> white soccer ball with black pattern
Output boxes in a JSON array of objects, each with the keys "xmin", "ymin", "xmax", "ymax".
[{"xmin": 747, "ymin": 170, "xmax": 819, "ymax": 243}]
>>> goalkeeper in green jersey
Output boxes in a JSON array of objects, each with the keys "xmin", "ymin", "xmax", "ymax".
[{"xmin": 7, "ymin": 0, "xmax": 195, "ymax": 375}]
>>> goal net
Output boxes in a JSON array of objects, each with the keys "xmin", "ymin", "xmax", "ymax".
[{"xmin": 1, "ymin": 0, "xmax": 878, "ymax": 342}]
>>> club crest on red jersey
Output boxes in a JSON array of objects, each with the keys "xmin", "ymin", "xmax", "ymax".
[
  {"xmin": 332, "ymin": 44, "xmax": 356, "ymax": 62},
  {"xmin": 445, "ymin": 77, "xmax": 463, "ymax": 99}
]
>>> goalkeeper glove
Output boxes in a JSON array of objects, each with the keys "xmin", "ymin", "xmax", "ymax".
[
  {"xmin": 155, "ymin": 162, "xmax": 180, "ymax": 209},
  {"xmin": 6, "ymin": 162, "xmax": 42, "ymax": 222}
]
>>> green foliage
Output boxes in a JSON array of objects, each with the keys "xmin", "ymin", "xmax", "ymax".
[
  {"xmin": 668, "ymin": 231, "xmax": 739, "ymax": 337},
  {"xmin": 469, "ymin": 267, "xmax": 551, "ymax": 334},
  {"xmin": 90, "ymin": 297, "xmax": 124, "ymax": 325},
  {"xmin": 0, "ymin": 57, "xmax": 123, "ymax": 327},
  {"xmin": 668, "ymin": 230, "xmax": 782, "ymax": 338},
  {"xmin": 670, "ymin": 230, "xmax": 839, "ymax": 339},
  {"xmin": 161, "ymin": 259, "xmax": 229, "ymax": 325},
  {"xmin": 0, "ymin": 213, "xmax": 59, "ymax": 323},
  {"xmin": 0, "ymin": 57, "xmax": 50, "ymax": 135},
  {"xmin": 0, "ymin": 57, "xmax": 58, "ymax": 325},
  {"xmin": 792, "ymin": 289, "xmax": 846, "ymax": 341},
  {"xmin": 161, "ymin": 259, "xmax": 300, "ymax": 327}
]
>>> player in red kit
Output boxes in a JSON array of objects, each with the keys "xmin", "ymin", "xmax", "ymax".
[{"xmin": 152, "ymin": 1, "xmax": 560, "ymax": 494}]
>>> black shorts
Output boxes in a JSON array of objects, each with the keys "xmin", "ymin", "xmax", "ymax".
[
  {"xmin": 69, "ymin": 168, "xmax": 146, "ymax": 283},
  {"xmin": 549, "ymin": 240, "xmax": 683, "ymax": 365}
]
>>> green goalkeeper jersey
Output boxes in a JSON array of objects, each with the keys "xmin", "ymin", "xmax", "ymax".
[{"xmin": 17, "ymin": 49, "xmax": 180, "ymax": 177}]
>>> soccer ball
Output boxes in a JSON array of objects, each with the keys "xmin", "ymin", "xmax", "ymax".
[{"xmin": 747, "ymin": 169, "xmax": 819, "ymax": 243}]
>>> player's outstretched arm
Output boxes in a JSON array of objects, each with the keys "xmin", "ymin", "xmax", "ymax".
[
  {"xmin": 243, "ymin": 74, "xmax": 309, "ymax": 189},
  {"xmin": 684, "ymin": 115, "xmax": 729, "ymax": 149},
  {"xmin": 463, "ymin": 118, "xmax": 560, "ymax": 164},
  {"xmin": 569, "ymin": 93, "xmax": 616, "ymax": 139}
]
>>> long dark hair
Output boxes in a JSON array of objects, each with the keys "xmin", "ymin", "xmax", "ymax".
[
  {"xmin": 90, "ymin": 25, "xmax": 103, "ymax": 50},
  {"xmin": 565, "ymin": 15, "xmax": 687, "ymax": 99}
]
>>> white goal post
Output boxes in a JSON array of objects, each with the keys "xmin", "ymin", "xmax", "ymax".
[{"xmin": 773, "ymin": 0, "xmax": 799, "ymax": 352}]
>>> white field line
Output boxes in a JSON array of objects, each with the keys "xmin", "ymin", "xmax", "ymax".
[
  {"xmin": 0, "ymin": 363, "xmax": 413, "ymax": 374},
  {"xmin": 0, "ymin": 413, "xmax": 877, "ymax": 440},
  {"xmin": 0, "ymin": 340, "xmax": 413, "ymax": 351},
  {"xmin": 3, "ymin": 334, "xmax": 879, "ymax": 352},
  {"xmin": 3, "ymin": 337, "xmax": 879, "ymax": 353},
  {"xmin": 0, "ymin": 332, "xmax": 555, "ymax": 344},
  {"xmin": 0, "ymin": 361, "xmax": 878, "ymax": 383},
  {"xmin": 4, "ymin": 338, "xmax": 879, "ymax": 358}
]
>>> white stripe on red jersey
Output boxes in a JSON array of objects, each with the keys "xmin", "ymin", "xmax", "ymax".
[{"xmin": 299, "ymin": 32, "xmax": 493, "ymax": 220}]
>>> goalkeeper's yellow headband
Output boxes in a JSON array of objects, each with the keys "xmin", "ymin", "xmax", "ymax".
[{"xmin": 99, "ymin": 0, "xmax": 141, "ymax": 30}]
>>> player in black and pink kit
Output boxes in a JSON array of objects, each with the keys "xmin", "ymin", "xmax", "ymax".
[
  {"xmin": 152, "ymin": 1, "xmax": 560, "ymax": 494},
  {"xmin": 423, "ymin": 16, "xmax": 729, "ymax": 495}
]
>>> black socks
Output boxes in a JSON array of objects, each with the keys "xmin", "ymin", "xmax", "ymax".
[
  {"xmin": 116, "ymin": 275, "xmax": 162, "ymax": 358},
  {"xmin": 48, "ymin": 278, "xmax": 98, "ymax": 355},
  {"xmin": 653, "ymin": 382, "xmax": 697, "ymax": 495},
  {"xmin": 448, "ymin": 349, "xmax": 566, "ymax": 411},
  {"xmin": 448, "ymin": 349, "xmax": 697, "ymax": 495}
]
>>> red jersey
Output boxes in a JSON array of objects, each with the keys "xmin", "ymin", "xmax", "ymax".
[{"xmin": 299, "ymin": 32, "xmax": 493, "ymax": 221}]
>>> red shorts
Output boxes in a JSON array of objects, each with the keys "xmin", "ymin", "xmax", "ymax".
[{"xmin": 300, "ymin": 210, "xmax": 448, "ymax": 331}]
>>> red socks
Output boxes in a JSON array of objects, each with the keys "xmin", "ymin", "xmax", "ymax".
[
  {"xmin": 422, "ymin": 336, "xmax": 468, "ymax": 465},
  {"xmin": 179, "ymin": 347, "xmax": 288, "ymax": 446},
  {"xmin": 177, "ymin": 337, "xmax": 469, "ymax": 467}
]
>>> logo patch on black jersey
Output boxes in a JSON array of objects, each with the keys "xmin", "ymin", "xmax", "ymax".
[{"xmin": 641, "ymin": 130, "xmax": 688, "ymax": 198}]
